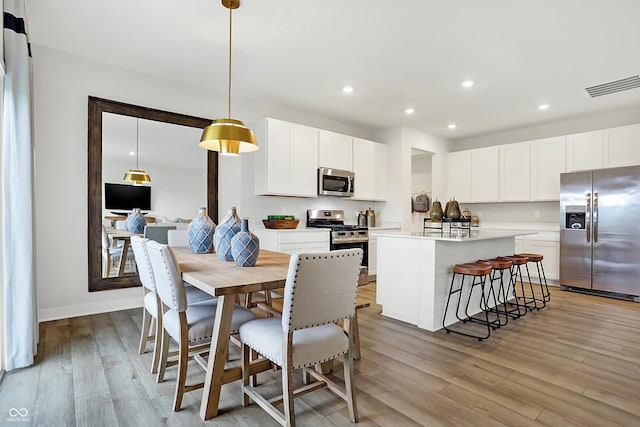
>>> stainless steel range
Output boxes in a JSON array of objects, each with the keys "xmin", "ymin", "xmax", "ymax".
[{"xmin": 307, "ymin": 209, "xmax": 369, "ymax": 284}]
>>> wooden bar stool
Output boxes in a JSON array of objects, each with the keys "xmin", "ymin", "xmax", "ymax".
[
  {"xmin": 497, "ymin": 255, "xmax": 540, "ymax": 312},
  {"xmin": 517, "ymin": 253, "xmax": 551, "ymax": 304},
  {"xmin": 443, "ymin": 262, "xmax": 494, "ymax": 341},
  {"xmin": 477, "ymin": 258, "xmax": 514, "ymax": 327}
]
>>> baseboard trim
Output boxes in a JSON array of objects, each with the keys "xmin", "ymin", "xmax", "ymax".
[{"xmin": 38, "ymin": 297, "xmax": 143, "ymax": 322}]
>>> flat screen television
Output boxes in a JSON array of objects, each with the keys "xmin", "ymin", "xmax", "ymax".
[{"xmin": 104, "ymin": 183, "xmax": 151, "ymax": 211}]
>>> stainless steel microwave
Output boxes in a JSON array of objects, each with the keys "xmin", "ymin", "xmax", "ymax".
[{"xmin": 318, "ymin": 167, "xmax": 354, "ymax": 197}]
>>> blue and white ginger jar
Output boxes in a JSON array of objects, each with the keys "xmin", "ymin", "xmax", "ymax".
[
  {"xmin": 126, "ymin": 208, "xmax": 146, "ymax": 234},
  {"xmin": 231, "ymin": 218, "xmax": 260, "ymax": 267},
  {"xmin": 188, "ymin": 208, "xmax": 216, "ymax": 254},
  {"xmin": 214, "ymin": 206, "xmax": 241, "ymax": 261}
]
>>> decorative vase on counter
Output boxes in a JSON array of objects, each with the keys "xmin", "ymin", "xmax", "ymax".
[
  {"xmin": 188, "ymin": 208, "xmax": 216, "ymax": 254},
  {"xmin": 430, "ymin": 199, "xmax": 443, "ymax": 221},
  {"xmin": 230, "ymin": 218, "xmax": 260, "ymax": 267},
  {"xmin": 126, "ymin": 208, "xmax": 146, "ymax": 234},
  {"xmin": 448, "ymin": 198, "xmax": 461, "ymax": 220},
  {"xmin": 214, "ymin": 206, "xmax": 242, "ymax": 261}
]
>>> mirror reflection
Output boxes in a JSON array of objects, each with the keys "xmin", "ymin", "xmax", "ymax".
[
  {"xmin": 88, "ymin": 97, "xmax": 216, "ymax": 291},
  {"xmin": 100, "ymin": 114, "xmax": 206, "ymax": 278}
]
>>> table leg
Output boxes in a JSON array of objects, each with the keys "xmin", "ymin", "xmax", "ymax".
[
  {"xmin": 117, "ymin": 239, "xmax": 130, "ymax": 276},
  {"xmin": 200, "ymin": 294, "xmax": 235, "ymax": 420}
]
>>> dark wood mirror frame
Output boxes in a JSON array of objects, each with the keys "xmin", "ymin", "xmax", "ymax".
[{"xmin": 88, "ymin": 96, "xmax": 218, "ymax": 291}]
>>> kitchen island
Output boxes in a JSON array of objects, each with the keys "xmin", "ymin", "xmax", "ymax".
[{"xmin": 376, "ymin": 229, "xmax": 535, "ymax": 332}]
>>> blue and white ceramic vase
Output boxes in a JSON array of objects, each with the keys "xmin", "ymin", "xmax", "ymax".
[
  {"xmin": 231, "ymin": 218, "xmax": 260, "ymax": 267},
  {"xmin": 188, "ymin": 208, "xmax": 216, "ymax": 254},
  {"xmin": 214, "ymin": 206, "xmax": 241, "ymax": 261},
  {"xmin": 126, "ymin": 208, "xmax": 146, "ymax": 234}
]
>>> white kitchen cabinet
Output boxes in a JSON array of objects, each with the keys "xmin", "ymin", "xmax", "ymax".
[
  {"xmin": 530, "ymin": 136, "xmax": 565, "ymax": 201},
  {"xmin": 352, "ymin": 138, "xmax": 387, "ymax": 201},
  {"xmin": 605, "ymin": 123, "xmax": 640, "ymax": 167},
  {"xmin": 254, "ymin": 229, "xmax": 330, "ymax": 255},
  {"xmin": 524, "ymin": 239, "xmax": 559, "ymax": 281},
  {"xmin": 446, "ymin": 150, "xmax": 471, "ymax": 202},
  {"xmin": 499, "ymin": 142, "xmax": 530, "ymax": 201},
  {"xmin": 319, "ymin": 130, "xmax": 353, "ymax": 171},
  {"xmin": 471, "ymin": 147, "xmax": 499, "ymax": 202},
  {"xmin": 254, "ymin": 118, "xmax": 318, "ymax": 197},
  {"xmin": 566, "ymin": 130, "xmax": 605, "ymax": 171}
]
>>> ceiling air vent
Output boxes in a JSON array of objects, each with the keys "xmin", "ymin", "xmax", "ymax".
[{"xmin": 585, "ymin": 75, "xmax": 640, "ymax": 97}]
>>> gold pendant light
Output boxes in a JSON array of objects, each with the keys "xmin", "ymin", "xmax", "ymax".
[
  {"xmin": 123, "ymin": 118, "xmax": 151, "ymax": 185},
  {"xmin": 199, "ymin": 0, "xmax": 258, "ymax": 156}
]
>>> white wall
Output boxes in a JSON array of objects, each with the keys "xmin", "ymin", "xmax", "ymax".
[
  {"xmin": 374, "ymin": 127, "xmax": 452, "ymax": 231},
  {"xmin": 32, "ymin": 45, "xmax": 377, "ymax": 321}
]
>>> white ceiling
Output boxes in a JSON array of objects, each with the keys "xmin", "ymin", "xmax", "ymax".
[{"xmin": 27, "ymin": 0, "xmax": 640, "ymax": 140}]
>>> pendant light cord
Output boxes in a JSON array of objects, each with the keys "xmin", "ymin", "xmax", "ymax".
[
  {"xmin": 227, "ymin": 6, "xmax": 232, "ymax": 119},
  {"xmin": 135, "ymin": 119, "xmax": 140, "ymax": 169}
]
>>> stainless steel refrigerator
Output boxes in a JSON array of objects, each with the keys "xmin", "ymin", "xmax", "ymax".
[{"xmin": 560, "ymin": 165, "xmax": 640, "ymax": 301}]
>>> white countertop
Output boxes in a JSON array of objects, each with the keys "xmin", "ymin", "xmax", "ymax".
[
  {"xmin": 375, "ymin": 229, "xmax": 537, "ymax": 242},
  {"xmin": 254, "ymin": 226, "xmax": 330, "ymax": 233}
]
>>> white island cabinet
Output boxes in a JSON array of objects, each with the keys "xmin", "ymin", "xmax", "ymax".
[
  {"xmin": 253, "ymin": 228, "xmax": 330, "ymax": 255},
  {"xmin": 376, "ymin": 230, "xmax": 534, "ymax": 332}
]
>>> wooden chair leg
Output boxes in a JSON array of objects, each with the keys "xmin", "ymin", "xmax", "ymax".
[
  {"xmin": 138, "ymin": 307, "xmax": 152, "ymax": 355},
  {"xmin": 173, "ymin": 330, "xmax": 189, "ymax": 411},
  {"xmin": 343, "ymin": 352, "xmax": 358, "ymax": 422},
  {"xmin": 242, "ymin": 344, "xmax": 251, "ymax": 407},
  {"xmin": 156, "ymin": 329, "xmax": 170, "ymax": 383},
  {"xmin": 282, "ymin": 364, "xmax": 295, "ymax": 427},
  {"xmin": 151, "ymin": 315, "xmax": 162, "ymax": 374}
]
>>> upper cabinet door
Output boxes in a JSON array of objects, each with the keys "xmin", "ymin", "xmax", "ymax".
[
  {"xmin": 319, "ymin": 131, "xmax": 353, "ymax": 171},
  {"xmin": 530, "ymin": 136, "xmax": 565, "ymax": 201},
  {"xmin": 605, "ymin": 123, "xmax": 640, "ymax": 168},
  {"xmin": 352, "ymin": 138, "xmax": 387, "ymax": 201},
  {"xmin": 499, "ymin": 142, "xmax": 530, "ymax": 201},
  {"xmin": 471, "ymin": 147, "xmax": 499, "ymax": 202},
  {"xmin": 254, "ymin": 118, "xmax": 318, "ymax": 197},
  {"xmin": 446, "ymin": 151, "xmax": 471, "ymax": 202},
  {"xmin": 566, "ymin": 130, "xmax": 605, "ymax": 171}
]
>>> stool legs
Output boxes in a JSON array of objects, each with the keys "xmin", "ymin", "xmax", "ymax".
[
  {"xmin": 485, "ymin": 268, "xmax": 510, "ymax": 327},
  {"xmin": 443, "ymin": 271, "xmax": 492, "ymax": 341}
]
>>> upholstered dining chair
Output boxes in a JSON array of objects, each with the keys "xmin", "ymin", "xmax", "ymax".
[
  {"xmin": 146, "ymin": 240, "xmax": 257, "ymax": 412},
  {"xmin": 130, "ymin": 236, "xmax": 213, "ymax": 375},
  {"xmin": 101, "ymin": 225, "xmax": 134, "ymax": 277},
  {"xmin": 239, "ymin": 249, "xmax": 363, "ymax": 427}
]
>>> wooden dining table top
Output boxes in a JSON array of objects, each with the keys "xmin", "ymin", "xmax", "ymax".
[{"xmin": 171, "ymin": 247, "xmax": 292, "ymax": 297}]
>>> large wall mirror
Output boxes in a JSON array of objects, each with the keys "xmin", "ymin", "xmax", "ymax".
[{"xmin": 88, "ymin": 97, "xmax": 218, "ymax": 291}]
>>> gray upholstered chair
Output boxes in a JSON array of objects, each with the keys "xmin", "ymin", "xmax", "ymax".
[
  {"xmin": 239, "ymin": 249, "xmax": 363, "ymax": 427},
  {"xmin": 146, "ymin": 240, "xmax": 257, "ymax": 411},
  {"xmin": 143, "ymin": 224, "xmax": 177, "ymax": 244},
  {"xmin": 130, "ymin": 236, "xmax": 213, "ymax": 375}
]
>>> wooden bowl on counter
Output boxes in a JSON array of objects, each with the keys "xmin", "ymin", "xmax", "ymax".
[{"xmin": 262, "ymin": 219, "xmax": 300, "ymax": 229}]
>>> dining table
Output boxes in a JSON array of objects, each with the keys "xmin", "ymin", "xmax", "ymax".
[
  {"xmin": 172, "ymin": 247, "xmax": 292, "ymax": 420},
  {"xmin": 106, "ymin": 229, "xmax": 136, "ymax": 277}
]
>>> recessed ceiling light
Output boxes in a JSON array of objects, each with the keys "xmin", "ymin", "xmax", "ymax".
[
  {"xmin": 538, "ymin": 104, "xmax": 550, "ymax": 110},
  {"xmin": 342, "ymin": 86, "xmax": 354, "ymax": 94},
  {"xmin": 129, "ymin": 151, "xmax": 136, "ymax": 156},
  {"xmin": 448, "ymin": 124, "xmax": 457, "ymax": 129},
  {"xmin": 405, "ymin": 108, "xmax": 415, "ymax": 114},
  {"xmin": 461, "ymin": 80, "xmax": 474, "ymax": 88}
]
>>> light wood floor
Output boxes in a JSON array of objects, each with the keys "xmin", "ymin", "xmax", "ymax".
[{"xmin": 1, "ymin": 284, "xmax": 639, "ymax": 426}]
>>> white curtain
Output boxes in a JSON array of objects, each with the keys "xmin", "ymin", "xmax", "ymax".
[{"xmin": 2, "ymin": 0, "xmax": 37, "ymax": 371}]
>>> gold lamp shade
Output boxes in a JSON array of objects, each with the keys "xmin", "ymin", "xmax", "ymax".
[
  {"xmin": 199, "ymin": 118, "xmax": 258, "ymax": 156},
  {"xmin": 123, "ymin": 168, "xmax": 151, "ymax": 185},
  {"xmin": 200, "ymin": 0, "xmax": 258, "ymax": 156}
]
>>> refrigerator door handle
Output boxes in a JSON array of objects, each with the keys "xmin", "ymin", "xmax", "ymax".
[
  {"xmin": 586, "ymin": 192, "xmax": 591, "ymax": 243},
  {"xmin": 593, "ymin": 192, "xmax": 598, "ymax": 243}
]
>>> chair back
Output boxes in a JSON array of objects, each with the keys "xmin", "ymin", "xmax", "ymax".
[
  {"xmin": 281, "ymin": 249, "xmax": 363, "ymax": 332},
  {"xmin": 130, "ymin": 236, "xmax": 155, "ymax": 292},
  {"xmin": 144, "ymin": 224, "xmax": 177, "ymax": 244},
  {"xmin": 101, "ymin": 225, "xmax": 111, "ymax": 250},
  {"xmin": 167, "ymin": 229, "xmax": 189, "ymax": 247},
  {"xmin": 146, "ymin": 240, "xmax": 187, "ymax": 312}
]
